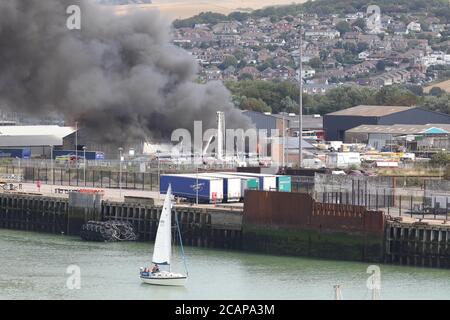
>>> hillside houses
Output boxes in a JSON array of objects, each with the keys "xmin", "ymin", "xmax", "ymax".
[{"xmin": 171, "ymin": 9, "xmax": 448, "ymax": 91}]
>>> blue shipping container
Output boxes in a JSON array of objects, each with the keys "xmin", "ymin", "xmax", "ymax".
[{"xmin": 160, "ymin": 174, "xmax": 223, "ymax": 203}]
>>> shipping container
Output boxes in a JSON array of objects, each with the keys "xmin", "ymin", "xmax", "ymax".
[
  {"xmin": 206, "ymin": 172, "xmax": 259, "ymax": 198},
  {"xmin": 246, "ymin": 178, "xmax": 260, "ymax": 191},
  {"xmin": 0, "ymin": 148, "xmax": 31, "ymax": 159},
  {"xmin": 276, "ymin": 176, "xmax": 292, "ymax": 192},
  {"xmin": 53, "ymin": 150, "xmax": 105, "ymax": 160},
  {"xmin": 160, "ymin": 174, "xmax": 223, "ymax": 203},
  {"xmin": 197, "ymin": 173, "xmax": 242, "ymax": 202},
  {"xmin": 224, "ymin": 172, "xmax": 277, "ymax": 191}
]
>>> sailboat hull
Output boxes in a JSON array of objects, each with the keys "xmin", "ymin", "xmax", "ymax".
[{"xmin": 140, "ymin": 274, "xmax": 187, "ymax": 286}]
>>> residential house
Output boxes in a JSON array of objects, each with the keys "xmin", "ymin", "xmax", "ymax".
[
  {"xmin": 203, "ymin": 66, "xmax": 222, "ymax": 81},
  {"xmin": 212, "ymin": 22, "xmax": 241, "ymax": 34},
  {"xmin": 239, "ymin": 66, "xmax": 261, "ymax": 79},
  {"xmin": 301, "ymin": 66, "xmax": 316, "ymax": 79},
  {"xmin": 304, "ymin": 29, "xmax": 340, "ymax": 40},
  {"xmin": 260, "ymin": 67, "xmax": 277, "ymax": 80},
  {"xmin": 303, "ymin": 83, "xmax": 338, "ymax": 95},
  {"xmin": 407, "ymin": 22, "xmax": 422, "ymax": 33},
  {"xmin": 277, "ymin": 66, "xmax": 296, "ymax": 80}
]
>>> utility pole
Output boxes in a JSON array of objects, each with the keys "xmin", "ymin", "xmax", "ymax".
[
  {"xmin": 298, "ymin": 25, "xmax": 303, "ymax": 168},
  {"xmin": 282, "ymin": 113, "xmax": 285, "ymax": 168},
  {"xmin": 75, "ymin": 121, "xmax": 78, "ymax": 168},
  {"xmin": 83, "ymin": 146, "xmax": 87, "ymax": 186},
  {"xmin": 196, "ymin": 152, "xmax": 199, "ymax": 205},
  {"xmin": 50, "ymin": 145, "xmax": 54, "ymax": 185},
  {"xmin": 118, "ymin": 147, "xmax": 123, "ymax": 199}
]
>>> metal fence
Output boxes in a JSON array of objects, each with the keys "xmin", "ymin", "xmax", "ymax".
[
  {"xmin": 318, "ymin": 186, "xmax": 450, "ymax": 221},
  {"xmin": 0, "ymin": 166, "xmax": 161, "ymax": 191},
  {"xmin": 291, "ymin": 176, "xmax": 315, "ymax": 194}
]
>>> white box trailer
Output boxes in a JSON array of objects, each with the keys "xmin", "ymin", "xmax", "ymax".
[
  {"xmin": 160, "ymin": 174, "xmax": 224, "ymax": 203},
  {"xmin": 204, "ymin": 173, "xmax": 259, "ymax": 199},
  {"xmin": 223, "ymin": 172, "xmax": 277, "ymax": 191},
  {"xmin": 198, "ymin": 173, "xmax": 242, "ymax": 202}
]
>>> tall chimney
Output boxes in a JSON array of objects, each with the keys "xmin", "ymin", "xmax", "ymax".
[{"xmin": 217, "ymin": 111, "xmax": 225, "ymax": 161}]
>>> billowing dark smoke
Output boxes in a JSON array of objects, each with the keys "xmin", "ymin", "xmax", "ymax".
[{"xmin": 0, "ymin": 0, "xmax": 251, "ymax": 144}]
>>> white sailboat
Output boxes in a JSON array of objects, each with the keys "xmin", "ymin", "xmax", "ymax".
[{"xmin": 140, "ymin": 184, "xmax": 188, "ymax": 286}]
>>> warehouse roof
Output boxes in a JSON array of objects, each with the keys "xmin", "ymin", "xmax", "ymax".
[
  {"xmin": 346, "ymin": 124, "xmax": 450, "ymax": 135},
  {"xmin": 270, "ymin": 113, "xmax": 323, "ymax": 129},
  {"xmin": 0, "ymin": 125, "xmax": 75, "ymax": 147},
  {"xmin": 0, "ymin": 125, "xmax": 73, "ymax": 136},
  {"xmin": 326, "ymin": 105, "xmax": 413, "ymax": 117},
  {"xmin": 285, "ymin": 137, "xmax": 315, "ymax": 149}
]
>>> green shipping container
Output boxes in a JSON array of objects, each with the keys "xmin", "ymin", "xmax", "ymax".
[
  {"xmin": 277, "ymin": 176, "xmax": 292, "ymax": 192},
  {"xmin": 247, "ymin": 178, "xmax": 260, "ymax": 190}
]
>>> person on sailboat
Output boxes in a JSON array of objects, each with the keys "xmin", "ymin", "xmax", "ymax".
[{"xmin": 151, "ymin": 264, "xmax": 160, "ymax": 274}]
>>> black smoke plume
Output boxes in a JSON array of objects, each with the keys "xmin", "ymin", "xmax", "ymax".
[{"xmin": 0, "ymin": 0, "xmax": 251, "ymax": 144}]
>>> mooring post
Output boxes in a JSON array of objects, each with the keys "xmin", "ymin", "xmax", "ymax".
[
  {"xmin": 446, "ymin": 197, "xmax": 448, "ymax": 221},
  {"xmin": 410, "ymin": 195, "xmax": 413, "ymax": 218}
]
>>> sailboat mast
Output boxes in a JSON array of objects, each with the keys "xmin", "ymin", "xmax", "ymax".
[{"xmin": 174, "ymin": 207, "xmax": 189, "ymax": 276}]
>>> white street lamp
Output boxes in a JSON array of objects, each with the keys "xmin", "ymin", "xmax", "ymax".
[{"xmin": 82, "ymin": 146, "xmax": 87, "ymax": 186}]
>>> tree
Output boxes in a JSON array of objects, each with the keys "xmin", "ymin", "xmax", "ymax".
[
  {"xmin": 376, "ymin": 60, "xmax": 386, "ymax": 72},
  {"xmin": 356, "ymin": 42, "xmax": 369, "ymax": 53},
  {"xmin": 237, "ymin": 59, "xmax": 247, "ymax": 69},
  {"xmin": 343, "ymin": 42, "xmax": 357, "ymax": 54},
  {"xmin": 430, "ymin": 151, "xmax": 450, "ymax": 167},
  {"xmin": 375, "ymin": 86, "xmax": 418, "ymax": 106},
  {"xmin": 429, "ymin": 86, "xmax": 444, "ymax": 97},
  {"xmin": 336, "ymin": 21, "xmax": 352, "ymax": 34},
  {"xmin": 319, "ymin": 49, "xmax": 329, "ymax": 61},
  {"xmin": 309, "ymin": 57, "xmax": 323, "ymax": 69},
  {"xmin": 238, "ymin": 73, "xmax": 254, "ymax": 81},
  {"xmin": 219, "ymin": 55, "xmax": 238, "ymax": 70},
  {"xmin": 352, "ymin": 18, "xmax": 366, "ymax": 31},
  {"xmin": 240, "ymin": 97, "xmax": 271, "ymax": 113},
  {"xmin": 405, "ymin": 84, "xmax": 423, "ymax": 96},
  {"xmin": 233, "ymin": 49, "xmax": 245, "ymax": 61},
  {"xmin": 280, "ymin": 96, "xmax": 298, "ymax": 113}
]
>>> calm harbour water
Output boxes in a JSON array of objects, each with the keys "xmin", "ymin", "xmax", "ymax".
[{"xmin": 0, "ymin": 229, "xmax": 449, "ymax": 300}]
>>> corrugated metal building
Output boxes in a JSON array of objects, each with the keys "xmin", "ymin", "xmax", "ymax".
[
  {"xmin": 242, "ymin": 110, "xmax": 323, "ymax": 136},
  {"xmin": 62, "ymin": 129, "xmax": 145, "ymax": 159},
  {"xmin": 0, "ymin": 125, "xmax": 75, "ymax": 157},
  {"xmin": 346, "ymin": 124, "xmax": 450, "ymax": 151},
  {"xmin": 324, "ymin": 105, "xmax": 450, "ymax": 141}
]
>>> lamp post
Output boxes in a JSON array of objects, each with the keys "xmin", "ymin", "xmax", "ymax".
[
  {"xmin": 50, "ymin": 145, "xmax": 54, "ymax": 185},
  {"xmin": 157, "ymin": 150, "xmax": 161, "ymax": 200},
  {"xmin": 298, "ymin": 25, "xmax": 304, "ymax": 168},
  {"xmin": 75, "ymin": 121, "xmax": 78, "ymax": 168},
  {"xmin": 82, "ymin": 146, "xmax": 86, "ymax": 186},
  {"xmin": 282, "ymin": 113, "xmax": 285, "ymax": 168},
  {"xmin": 118, "ymin": 147, "xmax": 123, "ymax": 198},
  {"xmin": 196, "ymin": 152, "xmax": 199, "ymax": 205},
  {"xmin": 16, "ymin": 157, "xmax": 21, "ymax": 183}
]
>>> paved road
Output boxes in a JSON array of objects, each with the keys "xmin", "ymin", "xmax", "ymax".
[
  {"xmin": 5, "ymin": 182, "xmax": 161, "ymax": 202},
  {"xmin": 3, "ymin": 182, "xmax": 244, "ymax": 211}
]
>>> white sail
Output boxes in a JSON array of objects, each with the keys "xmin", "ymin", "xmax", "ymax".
[{"xmin": 152, "ymin": 185, "xmax": 172, "ymax": 266}]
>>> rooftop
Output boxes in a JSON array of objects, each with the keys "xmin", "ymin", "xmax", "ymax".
[
  {"xmin": 0, "ymin": 125, "xmax": 75, "ymax": 147},
  {"xmin": 326, "ymin": 105, "xmax": 414, "ymax": 117},
  {"xmin": 346, "ymin": 124, "xmax": 450, "ymax": 135}
]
